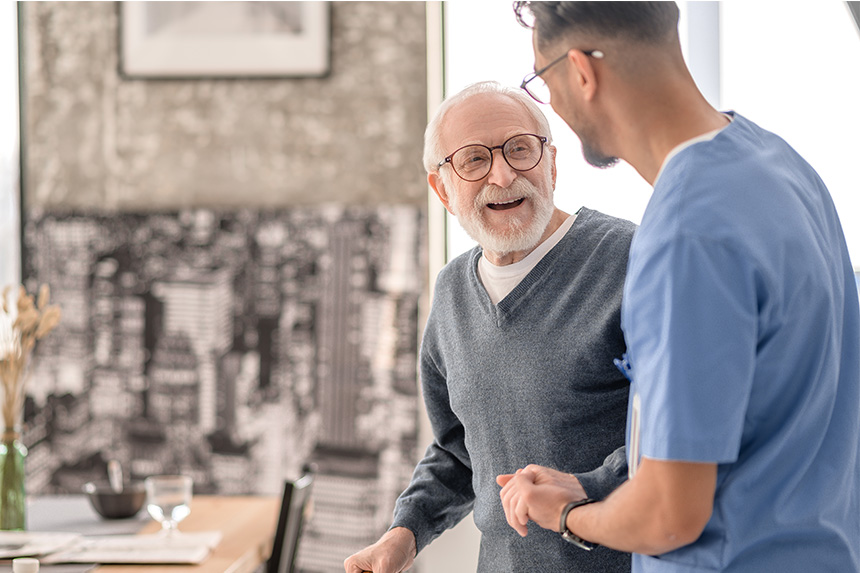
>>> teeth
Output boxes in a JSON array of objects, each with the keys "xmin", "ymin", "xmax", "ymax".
[{"xmin": 490, "ymin": 198, "xmax": 523, "ymax": 205}]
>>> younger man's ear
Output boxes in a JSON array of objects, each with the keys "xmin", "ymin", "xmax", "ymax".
[{"xmin": 568, "ymin": 48, "xmax": 599, "ymax": 102}]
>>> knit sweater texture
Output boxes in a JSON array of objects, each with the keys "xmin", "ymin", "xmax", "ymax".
[{"xmin": 392, "ymin": 208, "xmax": 636, "ymax": 572}]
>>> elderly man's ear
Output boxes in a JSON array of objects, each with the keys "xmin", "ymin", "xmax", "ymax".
[
  {"xmin": 428, "ymin": 173, "xmax": 456, "ymax": 215},
  {"xmin": 549, "ymin": 144, "xmax": 558, "ymax": 189}
]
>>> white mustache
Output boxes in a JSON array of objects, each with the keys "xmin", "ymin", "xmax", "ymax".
[{"xmin": 474, "ymin": 178, "xmax": 536, "ymax": 209}]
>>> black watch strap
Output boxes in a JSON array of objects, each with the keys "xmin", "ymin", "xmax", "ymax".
[{"xmin": 559, "ymin": 498, "xmax": 599, "ymax": 551}]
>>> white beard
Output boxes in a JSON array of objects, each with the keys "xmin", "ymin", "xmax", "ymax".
[{"xmin": 452, "ymin": 173, "xmax": 555, "ymax": 257}]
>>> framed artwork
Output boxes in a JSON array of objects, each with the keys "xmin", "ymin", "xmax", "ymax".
[
  {"xmin": 23, "ymin": 206, "xmax": 425, "ymax": 570},
  {"xmin": 120, "ymin": 1, "xmax": 330, "ymax": 79}
]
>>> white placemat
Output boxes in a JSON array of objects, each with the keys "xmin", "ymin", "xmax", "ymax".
[
  {"xmin": 0, "ymin": 531, "xmax": 81, "ymax": 559},
  {"xmin": 40, "ymin": 531, "xmax": 222, "ymax": 565}
]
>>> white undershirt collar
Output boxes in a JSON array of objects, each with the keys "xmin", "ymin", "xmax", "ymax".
[{"xmin": 478, "ymin": 213, "xmax": 577, "ymax": 305}]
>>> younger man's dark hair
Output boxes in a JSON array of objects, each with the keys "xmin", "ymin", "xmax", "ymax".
[{"xmin": 514, "ymin": 1, "xmax": 680, "ymax": 49}]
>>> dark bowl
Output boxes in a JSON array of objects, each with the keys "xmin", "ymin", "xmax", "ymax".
[{"xmin": 83, "ymin": 480, "xmax": 146, "ymax": 519}]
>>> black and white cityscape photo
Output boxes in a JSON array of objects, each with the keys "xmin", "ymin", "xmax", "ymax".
[{"xmin": 21, "ymin": 205, "xmax": 426, "ymax": 572}]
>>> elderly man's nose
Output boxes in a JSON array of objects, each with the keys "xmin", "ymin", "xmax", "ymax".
[{"xmin": 487, "ymin": 150, "xmax": 517, "ymax": 188}]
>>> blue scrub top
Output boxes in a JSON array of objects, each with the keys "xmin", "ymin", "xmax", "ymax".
[{"xmin": 622, "ymin": 113, "xmax": 860, "ymax": 572}]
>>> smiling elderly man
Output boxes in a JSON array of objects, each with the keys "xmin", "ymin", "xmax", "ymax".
[{"xmin": 343, "ymin": 81, "xmax": 636, "ymax": 573}]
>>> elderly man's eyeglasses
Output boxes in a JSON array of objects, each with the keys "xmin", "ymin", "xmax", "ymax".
[
  {"xmin": 437, "ymin": 133, "xmax": 548, "ymax": 182},
  {"xmin": 520, "ymin": 49, "xmax": 604, "ymax": 105}
]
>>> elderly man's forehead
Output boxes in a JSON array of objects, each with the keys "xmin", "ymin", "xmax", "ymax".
[
  {"xmin": 452, "ymin": 91, "xmax": 532, "ymax": 117},
  {"xmin": 443, "ymin": 93, "xmax": 540, "ymax": 137}
]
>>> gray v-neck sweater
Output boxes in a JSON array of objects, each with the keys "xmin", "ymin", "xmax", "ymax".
[{"xmin": 392, "ymin": 208, "xmax": 636, "ymax": 572}]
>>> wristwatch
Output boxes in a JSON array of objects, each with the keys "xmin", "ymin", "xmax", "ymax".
[{"xmin": 559, "ymin": 498, "xmax": 599, "ymax": 551}]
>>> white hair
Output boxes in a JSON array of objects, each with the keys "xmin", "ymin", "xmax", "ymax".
[{"xmin": 423, "ymin": 81, "xmax": 553, "ymax": 176}]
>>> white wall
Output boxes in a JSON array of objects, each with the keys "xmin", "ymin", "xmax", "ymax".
[{"xmin": 0, "ymin": 1, "xmax": 20, "ymax": 289}]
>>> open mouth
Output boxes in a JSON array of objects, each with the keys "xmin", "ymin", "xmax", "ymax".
[{"xmin": 486, "ymin": 197, "xmax": 525, "ymax": 211}]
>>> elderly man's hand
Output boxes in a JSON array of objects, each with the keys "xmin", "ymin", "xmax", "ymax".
[
  {"xmin": 497, "ymin": 465, "xmax": 588, "ymax": 536},
  {"xmin": 343, "ymin": 526, "xmax": 416, "ymax": 573}
]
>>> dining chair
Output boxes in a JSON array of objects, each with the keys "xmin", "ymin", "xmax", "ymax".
[{"xmin": 266, "ymin": 472, "xmax": 315, "ymax": 573}]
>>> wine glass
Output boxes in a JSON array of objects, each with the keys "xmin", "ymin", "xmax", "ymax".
[{"xmin": 144, "ymin": 475, "xmax": 193, "ymax": 535}]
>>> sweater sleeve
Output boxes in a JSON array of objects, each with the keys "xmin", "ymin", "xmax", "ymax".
[
  {"xmin": 390, "ymin": 332, "xmax": 475, "ymax": 553},
  {"xmin": 573, "ymin": 445, "xmax": 628, "ymax": 501}
]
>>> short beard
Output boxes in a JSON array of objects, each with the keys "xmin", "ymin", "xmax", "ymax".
[
  {"xmin": 453, "ymin": 173, "xmax": 555, "ymax": 257},
  {"xmin": 582, "ymin": 139, "xmax": 619, "ymax": 169}
]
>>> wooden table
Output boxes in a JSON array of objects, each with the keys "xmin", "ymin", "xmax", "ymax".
[
  {"xmin": 94, "ymin": 495, "xmax": 281, "ymax": 573},
  {"xmin": 21, "ymin": 495, "xmax": 279, "ymax": 573}
]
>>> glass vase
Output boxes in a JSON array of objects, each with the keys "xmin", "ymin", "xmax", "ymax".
[{"xmin": 0, "ymin": 429, "xmax": 27, "ymax": 530}]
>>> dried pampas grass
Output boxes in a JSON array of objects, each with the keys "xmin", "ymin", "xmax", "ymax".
[{"xmin": 0, "ymin": 285, "xmax": 62, "ymax": 433}]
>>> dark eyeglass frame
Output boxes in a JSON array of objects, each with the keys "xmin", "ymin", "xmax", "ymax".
[
  {"xmin": 520, "ymin": 48, "xmax": 605, "ymax": 104},
  {"xmin": 437, "ymin": 133, "xmax": 549, "ymax": 182}
]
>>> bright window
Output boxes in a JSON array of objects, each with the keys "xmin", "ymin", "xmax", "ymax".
[
  {"xmin": 0, "ymin": 2, "xmax": 19, "ymax": 288},
  {"xmin": 443, "ymin": 3, "xmax": 860, "ymax": 271}
]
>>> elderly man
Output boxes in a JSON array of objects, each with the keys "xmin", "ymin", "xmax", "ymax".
[
  {"xmin": 499, "ymin": 3, "xmax": 860, "ymax": 573},
  {"xmin": 344, "ymin": 81, "xmax": 635, "ymax": 572}
]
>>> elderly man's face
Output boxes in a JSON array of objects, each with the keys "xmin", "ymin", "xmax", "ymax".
[{"xmin": 433, "ymin": 93, "xmax": 557, "ymax": 256}]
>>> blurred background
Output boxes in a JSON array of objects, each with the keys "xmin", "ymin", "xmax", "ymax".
[{"xmin": 0, "ymin": 2, "xmax": 858, "ymax": 572}]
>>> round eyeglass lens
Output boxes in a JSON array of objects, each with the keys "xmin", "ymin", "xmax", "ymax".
[
  {"xmin": 503, "ymin": 134, "xmax": 544, "ymax": 169},
  {"xmin": 450, "ymin": 134, "xmax": 545, "ymax": 181},
  {"xmin": 452, "ymin": 146, "xmax": 492, "ymax": 180},
  {"xmin": 526, "ymin": 77, "xmax": 551, "ymax": 104}
]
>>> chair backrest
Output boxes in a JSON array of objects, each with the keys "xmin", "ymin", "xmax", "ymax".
[{"xmin": 267, "ymin": 474, "xmax": 314, "ymax": 573}]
